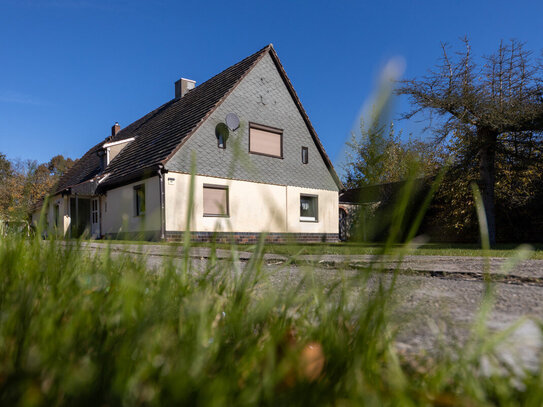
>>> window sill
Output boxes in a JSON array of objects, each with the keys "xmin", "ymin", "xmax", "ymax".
[
  {"xmin": 249, "ymin": 151, "xmax": 283, "ymax": 159},
  {"xmin": 300, "ymin": 217, "xmax": 318, "ymax": 223},
  {"xmin": 203, "ymin": 214, "xmax": 229, "ymax": 218}
]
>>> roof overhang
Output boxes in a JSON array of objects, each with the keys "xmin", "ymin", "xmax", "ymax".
[
  {"xmin": 267, "ymin": 47, "xmax": 343, "ymax": 190},
  {"xmin": 96, "ymin": 165, "xmax": 165, "ymax": 193},
  {"xmin": 102, "ymin": 137, "xmax": 135, "ymax": 148}
]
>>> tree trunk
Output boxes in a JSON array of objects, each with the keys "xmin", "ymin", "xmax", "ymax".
[{"xmin": 477, "ymin": 127, "xmax": 498, "ymax": 247}]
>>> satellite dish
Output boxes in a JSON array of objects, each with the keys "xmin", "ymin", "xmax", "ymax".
[{"xmin": 225, "ymin": 113, "xmax": 240, "ymax": 131}]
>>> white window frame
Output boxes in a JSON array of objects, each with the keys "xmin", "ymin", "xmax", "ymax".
[
  {"xmin": 91, "ymin": 198, "xmax": 99, "ymax": 224},
  {"xmin": 299, "ymin": 194, "xmax": 318, "ymax": 222}
]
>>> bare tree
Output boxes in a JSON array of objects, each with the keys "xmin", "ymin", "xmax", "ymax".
[{"xmin": 397, "ymin": 38, "xmax": 543, "ymax": 245}]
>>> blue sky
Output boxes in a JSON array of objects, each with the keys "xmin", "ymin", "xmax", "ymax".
[{"xmin": 1, "ymin": 0, "xmax": 543, "ymax": 172}]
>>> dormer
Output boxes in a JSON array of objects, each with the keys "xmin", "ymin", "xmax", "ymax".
[
  {"xmin": 97, "ymin": 122, "xmax": 134, "ymax": 171},
  {"xmin": 102, "ymin": 137, "xmax": 134, "ymax": 165}
]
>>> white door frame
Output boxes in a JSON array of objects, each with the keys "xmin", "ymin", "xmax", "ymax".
[{"xmin": 91, "ymin": 197, "xmax": 100, "ymax": 238}]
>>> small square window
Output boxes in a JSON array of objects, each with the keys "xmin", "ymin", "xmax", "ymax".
[
  {"xmin": 134, "ymin": 184, "xmax": 145, "ymax": 216},
  {"xmin": 300, "ymin": 195, "xmax": 318, "ymax": 222},
  {"xmin": 203, "ymin": 185, "xmax": 229, "ymax": 217},
  {"xmin": 301, "ymin": 147, "xmax": 308, "ymax": 164}
]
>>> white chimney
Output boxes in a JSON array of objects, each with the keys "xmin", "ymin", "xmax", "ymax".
[{"xmin": 175, "ymin": 78, "xmax": 196, "ymax": 98}]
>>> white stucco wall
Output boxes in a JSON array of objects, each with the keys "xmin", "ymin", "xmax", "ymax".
[
  {"xmin": 40, "ymin": 194, "xmax": 70, "ymax": 236},
  {"xmin": 30, "ymin": 194, "xmax": 70, "ymax": 236},
  {"xmin": 102, "ymin": 176, "xmax": 161, "ymax": 235},
  {"xmin": 100, "ymin": 195, "xmax": 107, "ymax": 235},
  {"xmin": 165, "ymin": 172, "xmax": 338, "ymax": 234},
  {"xmin": 31, "ymin": 210, "xmax": 41, "ymax": 227},
  {"xmin": 165, "ymin": 52, "xmax": 339, "ymax": 192},
  {"xmin": 285, "ymin": 186, "xmax": 339, "ymax": 234}
]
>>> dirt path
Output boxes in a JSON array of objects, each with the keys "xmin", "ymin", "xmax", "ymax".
[
  {"xmin": 76, "ymin": 242, "xmax": 543, "ymax": 367},
  {"xmin": 76, "ymin": 241, "xmax": 543, "ymax": 282}
]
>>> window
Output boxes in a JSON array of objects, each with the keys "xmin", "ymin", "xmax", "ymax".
[
  {"xmin": 134, "ymin": 184, "xmax": 145, "ymax": 216},
  {"xmin": 300, "ymin": 195, "xmax": 318, "ymax": 222},
  {"xmin": 203, "ymin": 185, "xmax": 229, "ymax": 217},
  {"xmin": 218, "ymin": 134, "xmax": 226, "ymax": 149},
  {"xmin": 301, "ymin": 147, "xmax": 308, "ymax": 164},
  {"xmin": 91, "ymin": 198, "xmax": 99, "ymax": 224},
  {"xmin": 97, "ymin": 149, "xmax": 106, "ymax": 171},
  {"xmin": 54, "ymin": 204, "xmax": 60, "ymax": 228},
  {"xmin": 249, "ymin": 123, "xmax": 283, "ymax": 158},
  {"xmin": 215, "ymin": 123, "xmax": 229, "ymax": 149}
]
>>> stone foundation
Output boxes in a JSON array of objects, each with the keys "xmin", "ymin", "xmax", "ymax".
[
  {"xmin": 102, "ymin": 231, "xmax": 339, "ymax": 243},
  {"xmin": 104, "ymin": 230, "xmax": 161, "ymax": 241},
  {"xmin": 165, "ymin": 231, "xmax": 339, "ymax": 244}
]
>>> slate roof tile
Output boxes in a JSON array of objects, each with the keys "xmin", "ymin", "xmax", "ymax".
[
  {"xmin": 52, "ymin": 44, "xmax": 342, "ymax": 195},
  {"xmin": 53, "ymin": 45, "xmax": 270, "ymax": 194}
]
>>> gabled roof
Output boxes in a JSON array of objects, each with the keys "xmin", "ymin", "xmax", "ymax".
[
  {"xmin": 53, "ymin": 131, "xmax": 133, "ymax": 195},
  {"xmin": 54, "ymin": 44, "xmax": 342, "ymax": 194},
  {"xmin": 266, "ymin": 47, "xmax": 341, "ymax": 189}
]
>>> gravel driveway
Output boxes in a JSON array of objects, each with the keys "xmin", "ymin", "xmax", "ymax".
[{"xmin": 76, "ymin": 242, "xmax": 543, "ymax": 367}]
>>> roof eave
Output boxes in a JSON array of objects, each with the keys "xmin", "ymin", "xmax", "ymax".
[
  {"xmin": 267, "ymin": 47, "xmax": 343, "ymax": 190},
  {"xmin": 160, "ymin": 44, "xmax": 273, "ymax": 167},
  {"xmin": 96, "ymin": 165, "xmax": 163, "ymax": 193}
]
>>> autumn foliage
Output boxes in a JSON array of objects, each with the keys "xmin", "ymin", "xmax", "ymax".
[{"xmin": 0, "ymin": 153, "xmax": 75, "ymax": 221}]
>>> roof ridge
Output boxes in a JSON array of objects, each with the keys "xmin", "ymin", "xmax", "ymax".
[
  {"xmin": 52, "ymin": 43, "xmax": 339, "ymax": 195},
  {"xmin": 266, "ymin": 47, "xmax": 343, "ymax": 189},
  {"xmin": 158, "ymin": 44, "xmax": 271, "ymax": 166},
  {"xmin": 97, "ymin": 44, "xmax": 271, "ymax": 189},
  {"xmin": 111, "ymin": 44, "xmax": 272, "ymax": 145}
]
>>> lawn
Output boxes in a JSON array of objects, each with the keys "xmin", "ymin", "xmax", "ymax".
[
  {"xmin": 2, "ymin": 233, "xmax": 542, "ymax": 405},
  {"xmin": 249, "ymin": 242, "xmax": 543, "ymax": 258},
  {"xmin": 88, "ymin": 238, "xmax": 543, "ymax": 259}
]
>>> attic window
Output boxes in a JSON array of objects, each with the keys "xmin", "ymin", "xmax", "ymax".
[
  {"xmin": 301, "ymin": 147, "xmax": 308, "ymax": 164},
  {"xmin": 97, "ymin": 149, "xmax": 107, "ymax": 171},
  {"xmin": 215, "ymin": 123, "xmax": 229, "ymax": 149},
  {"xmin": 249, "ymin": 123, "xmax": 283, "ymax": 158}
]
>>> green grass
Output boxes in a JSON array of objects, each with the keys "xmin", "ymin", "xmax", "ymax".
[
  {"xmin": 1, "ymin": 233, "xmax": 543, "ymax": 406},
  {"xmin": 246, "ymin": 242, "xmax": 543, "ymax": 259},
  {"xmin": 86, "ymin": 239, "xmax": 543, "ymax": 259}
]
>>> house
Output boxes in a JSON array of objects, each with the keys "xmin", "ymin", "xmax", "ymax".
[
  {"xmin": 338, "ymin": 178, "xmax": 432, "ymax": 241},
  {"xmin": 1, "ymin": 217, "xmax": 30, "ymax": 237},
  {"xmin": 33, "ymin": 44, "xmax": 342, "ymax": 242}
]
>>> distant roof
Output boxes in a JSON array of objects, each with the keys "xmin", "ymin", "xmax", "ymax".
[
  {"xmin": 339, "ymin": 178, "xmax": 431, "ymax": 204},
  {"xmin": 53, "ymin": 44, "xmax": 341, "ymax": 195}
]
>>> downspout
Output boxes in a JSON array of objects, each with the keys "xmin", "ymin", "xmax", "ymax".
[
  {"xmin": 157, "ymin": 165, "xmax": 166, "ymax": 240},
  {"xmin": 75, "ymin": 194, "xmax": 79, "ymax": 237},
  {"xmin": 66, "ymin": 188, "xmax": 72, "ymax": 238},
  {"xmin": 285, "ymin": 186, "xmax": 288, "ymax": 233}
]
